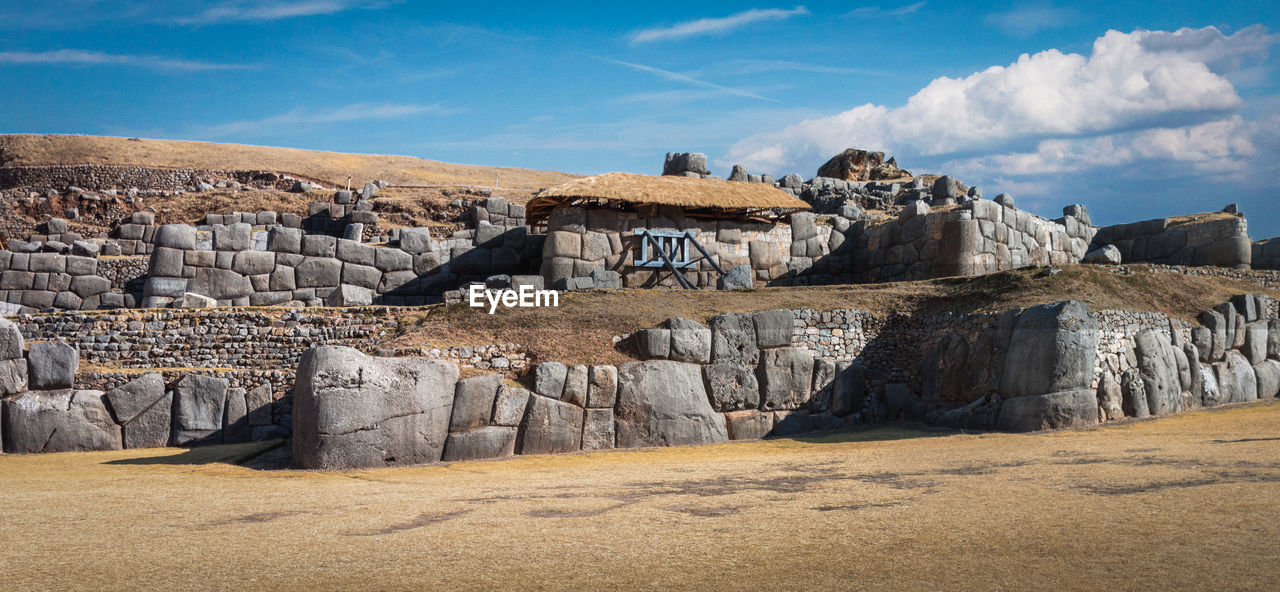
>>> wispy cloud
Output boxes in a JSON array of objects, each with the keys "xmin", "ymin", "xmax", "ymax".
[
  {"xmin": 199, "ymin": 102, "xmax": 461, "ymax": 138},
  {"xmin": 984, "ymin": 3, "xmax": 1082, "ymax": 38},
  {"xmin": 628, "ymin": 6, "xmax": 809, "ymax": 44},
  {"xmin": 718, "ymin": 59, "xmax": 898, "ymax": 78},
  {"xmin": 171, "ymin": 0, "xmax": 392, "ymax": 26},
  {"xmin": 842, "ymin": 2, "xmax": 926, "ymax": 18},
  {"xmin": 594, "ymin": 56, "xmax": 780, "ymax": 103},
  {"xmin": 0, "ymin": 49, "xmax": 254, "ymax": 71}
]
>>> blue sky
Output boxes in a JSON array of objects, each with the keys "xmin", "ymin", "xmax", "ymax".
[{"xmin": 2, "ymin": 1, "xmax": 1278, "ymax": 235}]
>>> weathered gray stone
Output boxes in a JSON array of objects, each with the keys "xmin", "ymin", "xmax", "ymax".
[
  {"xmin": 809, "ymin": 358, "xmax": 836, "ymax": 412},
  {"xmin": 561, "ymin": 364, "xmax": 589, "ymax": 407},
  {"xmin": 339, "ymin": 263, "xmax": 380, "ymax": 290},
  {"xmin": 450, "ymin": 374, "xmax": 502, "ymax": 432},
  {"xmin": 1199, "ymin": 309, "xmax": 1227, "ymax": 361},
  {"xmin": 615, "ymin": 361, "xmax": 727, "ymax": 448},
  {"xmin": 491, "ymin": 386, "xmax": 530, "ymax": 427},
  {"xmin": 710, "ymin": 312, "xmax": 759, "ymax": 365},
  {"xmin": 123, "ymin": 391, "xmax": 173, "ymax": 449},
  {"xmin": 3, "ymin": 390, "xmax": 121, "ymax": 452},
  {"xmin": 186, "ymin": 267, "xmax": 252, "ymax": 301},
  {"xmin": 634, "ymin": 328, "xmax": 671, "ymax": 360},
  {"xmin": 1271, "ymin": 320, "xmax": 1280, "ymax": 359},
  {"xmin": 442, "ymin": 426, "xmax": 517, "ymax": 462},
  {"xmin": 534, "ymin": 362, "xmax": 567, "ymax": 399},
  {"xmin": 581, "ymin": 408, "xmax": 615, "ymax": 450},
  {"xmin": 1098, "ymin": 372, "xmax": 1124, "ymax": 421},
  {"xmin": 756, "ymin": 346, "xmax": 814, "ymax": 411},
  {"xmin": 1224, "ymin": 350, "xmax": 1258, "ymax": 403},
  {"xmin": 301, "ymin": 234, "xmax": 337, "ymax": 258},
  {"xmin": 771, "ymin": 409, "xmax": 815, "ymax": 436},
  {"xmin": 753, "ymin": 309, "xmax": 794, "ymax": 348},
  {"xmin": 294, "ymin": 258, "xmax": 342, "ymax": 288},
  {"xmin": 996, "ymin": 389, "xmax": 1099, "ymax": 432},
  {"xmin": 717, "ymin": 264, "xmax": 754, "ymax": 290},
  {"xmin": 1200, "ymin": 365, "xmax": 1223, "ymax": 406},
  {"xmin": 27, "ymin": 341, "xmax": 78, "ymax": 390},
  {"xmin": 223, "ymin": 387, "xmax": 250, "ymax": 444},
  {"xmin": 374, "ymin": 247, "xmax": 413, "ymax": 272},
  {"xmin": 0, "ymin": 359, "xmax": 27, "ymax": 396},
  {"xmin": 1121, "ymin": 369, "xmax": 1149, "ymax": 417},
  {"xmin": 214, "ymin": 223, "xmax": 252, "ymax": 251},
  {"xmin": 723, "ymin": 410, "xmax": 773, "ymax": 440},
  {"xmin": 1254, "ymin": 359, "xmax": 1280, "ymax": 399},
  {"xmin": 0, "ymin": 317, "xmax": 24, "ymax": 360},
  {"xmin": 293, "ymin": 346, "xmax": 458, "ymax": 470},
  {"xmin": 663, "ymin": 318, "xmax": 711, "ymax": 364},
  {"xmin": 104, "ymin": 372, "xmax": 166, "ymax": 425},
  {"xmin": 1134, "ymin": 329, "xmax": 1182, "ymax": 416},
  {"xmin": 325, "ymin": 284, "xmax": 373, "ymax": 307},
  {"xmin": 155, "ymin": 224, "xmax": 196, "ymax": 250},
  {"xmin": 999, "ymin": 301, "xmax": 1097, "ymax": 398},
  {"xmin": 231, "ymin": 250, "xmax": 275, "ymax": 276},
  {"xmin": 587, "ymin": 365, "xmax": 618, "ymax": 408},
  {"xmin": 517, "ymin": 394, "xmax": 583, "ymax": 455},
  {"xmin": 1242, "ymin": 321, "xmax": 1269, "ymax": 365},
  {"xmin": 830, "ymin": 362, "xmax": 866, "ymax": 417},
  {"xmin": 702, "ymin": 361, "xmax": 759, "ymax": 412},
  {"xmin": 172, "ymin": 374, "xmax": 229, "ymax": 445},
  {"xmin": 399, "ymin": 227, "xmax": 433, "ymax": 254},
  {"xmin": 1083, "ymin": 245, "xmax": 1122, "ymax": 265},
  {"xmin": 267, "ymin": 226, "xmax": 302, "ymax": 253}
]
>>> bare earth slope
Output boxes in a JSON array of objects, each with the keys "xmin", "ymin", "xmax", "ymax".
[
  {"xmin": 0, "ymin": 134, "xmax": 581, "ymax": 191},
  {"xmin": 1, "ymin": 400, "xmax": 1277, "ymax": 591}
]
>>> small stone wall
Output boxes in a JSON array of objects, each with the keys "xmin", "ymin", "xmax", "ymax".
[
  {"xmin": 0, "ymin": 251, "xmax": 120, "ymax": 311},
  {"xmin": 0, "ymin": 165, "xmax": 305, "ymax": 192},
  {"xmin": 1091, "ymin": 213, "xmax": 1250, "ymax": 269}
]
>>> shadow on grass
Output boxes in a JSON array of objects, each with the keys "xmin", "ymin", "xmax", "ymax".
[
  {"xmin": 779, "ymin": 422, "xmax": 963, "ymax": 445},
  {"xmin": 103, "ymin": 440, "xmax": 285, "ymax": 467}
]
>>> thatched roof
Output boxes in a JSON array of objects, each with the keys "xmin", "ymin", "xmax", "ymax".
[{"xmin": 527, "ymin": 172, "xmax": 810, "ymax": 223}]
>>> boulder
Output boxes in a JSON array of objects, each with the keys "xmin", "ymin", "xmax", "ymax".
[
  {"xmin": 829, "ymin": 361, "xmax": 866, "ymax": 417},
  {"xmin": 293, "ymin": 347, "xmax": 459, "ymax": 470},
  {"xmin": 1121, "ymin": 369, "xmax": 1149, "ymax": 418},
  {"xmin": 491, "ymin": 386, "xmax": 530, "ymax": 427},
  {"xmin": 756, "ymin": 346, "xmax": 814, "ymax": 411},
  {"xmin": 1083, "ymin": 245, "xmax": 1122, "ymax": 265},
  {"xmin": 27, "ymin": 341, "xmax": 78, "ymax": 390},
  {"xmin": 450, "ymin": 374, "xmax": 502, "ymax": 432},
  {"xmin": 634, "ymin": 328, "xmax": 671, "ymax": 360},
  {"xmin": 516, "ymin": 394, "xmax": 583, "ymax": 455},
  {"xmin": 752, "ymin": 309, "xmax": 794, "ymax": 348},
  {"xmin": 703, "ymin": 361, "xmax": 760, "ymax": 411},
  {"xmin": 178, "ymin": 292, "xmax": 216, "ymax": 308},
  {"xmin": 399, "ymin": 228, "xmax": 433, "ymax": 254},
  {"xmin": 104, "ymin": 372, "xmax": 166, "ymax": 425},
  {"xmin": 586, "ymin": 365, "xmax": 618, "ymax": 408},
  {"xmin": 723, "ymin": 410, "xmax": 773, "ymax": 440},
  {"xmin": 717, "ymin": 264, "xmax": 754, "ymax": 290},
  {"xmin": 442, "ymin": 426, "xmax": 517, "ymax": 462},
  {"xmin": 294, "ymin": 258, "xmax": 342, "ymax": 288},
  {"xmin": 996, "ymin": 389, "xmax": 1099, "ymax": 432},
  {"xmin": 534, "ymin": 361, "xmax": 567, "ymax": 399},
  {"xmin": 561, "ymin": 364, "xmax": 589, "ymax": 407},
  {"xmin": 615, "ymin": 361, "xmax": 728, "ymax": 448},
  {"xmin": 1242, "ymin": 321, "xmax": 1269, "ymax": 365},
  {"xmin": 1223, "ymin": 350, "xmax": 1258, "ymax": 403},
  {"xmin": 662, "ymin": 152, "xmax": 710, "ymax": 176},
  {"xmin": 3, "ymin": 390, "xmax": 121, "ymax": 452},
  {"xmin": 187, "ymin": 268, "xmax": 252, "ymax": 301},
  {"xmin": 663, "ymin": 318, "xmax": 711, "ymax": 364},
  {"xmin": 581, "ymin": 408, "xmax": 615, "ymax": 450},
  {"xmin": 809, "ymin": 358, "xmax": 836, "ymax": 412},
  {"xmin": 326, "ymin": 284, "xmax": 373, "ymax": 307},
  {"xmin": 1254, "ymin": 359, "xmax": 1280, "ymax": 399},
  {"xmin": 1200, "ymin": 365, "xmax": 1223, "ymax": 406},
  {"xmin": 999, "ymin": 301, "xmax": 1097, "ymax": 398},
  {"xmin": 710, "ymin": 312, "xmax": 759, "ymax": 364},
  {"xmin": 172, "ymin": 374, "xmax": 229, "ymax": 445},
  {"xmin": 123, "ymin": 391, "xmax": 173, "ymax": 449},
  {"xmin": 155, "ymin": 224, "xmax": 196, "ymax": 250},
  {"xmin": 1134, "ymin": 329, "xmax": 1182, "ymax": 416},
  {"xmin": 1098, "ymin": 372, "xmax": 1124, "ymax": 421}
]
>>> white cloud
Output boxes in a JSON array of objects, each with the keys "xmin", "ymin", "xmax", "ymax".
[
  {"xmin": 724, "ymin": 26, "xmax": 1274, "ymax": 174},
  {"xmin": 628, "ymin": 6, "xmax": 809, "ymax": 44},
  {"xmin": 199, "ymin": 102, "xmax": 459, "ymax": 138},
  {"xmin": 0, "ymin": 49, "xmax": 252, "ymax": 71},
  {"xmin": 171, "ymin": 0, "xmax": 390, "ymax": 26},
  {"xmin": 984, "ymin": 3, "xmax": 1082, "ymax": 38},
  {"xmin": 843, "ymin": 2, "xmax": 926, "ymax": 18}
]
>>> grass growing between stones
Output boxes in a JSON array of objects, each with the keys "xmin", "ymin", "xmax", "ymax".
[
  {"xmin": 2, "ymin": 400, "xmax": 1279, "ymax": 591},
  {"xmin": 392, "ymin": 264, "xmax": 1280, "ymax": 365}
]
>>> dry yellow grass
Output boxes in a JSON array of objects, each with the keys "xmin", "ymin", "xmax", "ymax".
[
  {"xmin": 393, "ymin": 264, "xmax": 1280, "ymax": 365},
  {"xmin": 0, "ymin": 134, "xmax": 580, "ymax": 191},
  {"xmin": 2, "ymin": 401, "xmax": 1278, "ymax": 591}
]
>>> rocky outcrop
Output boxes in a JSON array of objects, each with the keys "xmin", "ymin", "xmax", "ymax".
[
  {"xmin": 292, "ymin": 346, "xmax": 458, "ymax": 470},
  {"xmin": 815, "ymin": 149, "xmax": 911, "ymax": 182}
]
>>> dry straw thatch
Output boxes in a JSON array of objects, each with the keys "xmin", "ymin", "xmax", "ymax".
[{"xmin": 528, "ymin": 172, "xmax": 810, "ymax": 222}]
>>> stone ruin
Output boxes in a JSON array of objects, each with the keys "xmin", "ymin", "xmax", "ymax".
[{"xmin": 0, "ymin": 150, "xmax": 1279, "ymax": 469}]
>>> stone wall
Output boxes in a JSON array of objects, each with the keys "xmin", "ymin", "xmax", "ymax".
[
  {"xmin": 1090, "ymin": 213, "xmax": 1250, "ymax": 269},
  {"xmin": 0, "ymin": 250, "xmax": 121, "ymax": 312},
  {"xmin": 0, "ymin": 165, "xmax": 310, "ymax": 192},
  {"xmin": 802, "ymin": 198, "xmax": 1094, "ymax": 284},
  {"xmin": 1252, "ymin": 238, "xmax": 1280, "ymax": 270},
  {"xmin": 540, "ymin": 205, "xmax": 793, "ymax": 290}
]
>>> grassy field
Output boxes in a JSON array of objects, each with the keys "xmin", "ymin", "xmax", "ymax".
[
  {"xmin": 393, "ymin": 264, "xmax": 1280, "ymax": 365},
  {"xmin": 2, "ymin": 400, "xmax": 1278, "ymax": 591},
  {"xmin": 0, "ymin": 134, "xmax": 580, "ymax": 191}
]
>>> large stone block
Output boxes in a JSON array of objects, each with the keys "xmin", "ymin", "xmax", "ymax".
[
  {"xmin": 104, "ymin": 372, "xmax": 166, "ymax": 425},
  {"xmin": 517, "ymin": 394, "xmax": 583, "ymax": 455},
  {"xmin": 663, "ymin": 317, "xmax": 711, "ymax": 364},
  {"xmin": 341, "ymin": 263, "xmax": 383, "ymax": 290},
  {"xmin": 830, "ymin": 361, "xmax": 866, "ymax": 417},
  {"xmin": 581, "ymin": 408, "xmax": 615, "ymax": 450},
  {"xmin": 295, "ymin": 257, "xmax": 342, "ymax": 288},
  {"xmin": 561, "ymin": 364, "xmax": 589, "ymax": 407},
  {"xmin": 232, "ymin": 250, "xmax": 275, "ymax": 276},
  {"xmin": 442, "ymin": 426, "xmax": 517, "ymax": 462},
  {"xmin": 634, "ymin": 328, "xmax": 671, "ymax": 360},
  {"xmin": 723, "ymin": 410, "xmax": 773, "ymax": 440},
  {"xmin": 587, "ymin": 365, "xmax": 618, "ymax": 408},
  {"xmin": 753, "ymin": 309, "xmax": 794, "ymax": 348},
  {"xmin": 187, "ymin": 267, "xmax": 252, "ymax": 301},
  {"xmin": 3, "ymin": 390, "xmax": 121, "ymax": 452},
  {"xmin": 399, "ymin": 227, "xmax": 433, "ymax": 254},
  {"xmin": 267, "ymin": 226, "xmax": 302, "ymax": 253},
  {"xmin": 450, "ymin": 374, "xmax": 502, "ymax": 432},
  {"xmin": 0, "ymin": 317, "xmax": 25, "ymax": 360},
  {"xmin": 999, "ymin": 301, "xmax": 1097, "ymax": 398},
  {"xmin": 336, "ymin": 239, "xmax": 376, "ymax": 266},
  {"xmin": 710, "ymin": 312, "xmax": 759, "ymax": 365},
  {"xmin": 214, "ymin": 223, "xmax": 252, "ymax": 251},
  {"xmin": 756, "ymin": 346, "xmax": 814, "ymax": 411},
  {"xmin": 491, "ymin": 386, "xmax": 530, "ymax": 426},
  {"xmin": 27, "ymin": 341, "xmax": 78, "ymax": 390},
  {"xmin": 148, "ymin": 247, "xmax": 185, "ymax": 277},
  {"xmin": 155, "ymin": 224, "xmax": 197, "ymax": 250},
  {"xmin": 123, "ymin": 391, "xmax": 173, "ymax": 449},
  {"xmin": 69, "ymin": 275, "xmax": 111, "ymax": 299},
  {"xmin": 374, "ymin": 247, "xmax": 413, "ymax": 272},
  {"xmin": 1255, "ymin": 359, "xmax": 1280, "ymax": 399},
  {"xmin": 172, "ymin": 374, "xmax": 229, "ymax": 445},
  {"xmin": 293, "ymin": 346, "xmax": 459, "ymax": 470},
  {"xmin": 615, "ymin": 361, "xmax": 727, "ymax": 448},
  {"xmin": 1242, "ymin": 321, "xmax": 1269, "ymax": 365},
  {"xmin": 1133, "ymin": 329, "xmax": 1183, "ymax": 416},
  {"xmin": 534, "ymin": 361, "xmax": 567, "ymax": 399},
  {"xmin": 996, "ymin": 389, "xmax": 1099, "ymax": 432},
  {"xmin": 702, "ymin": 361, "xmax": 759, "ymax": 411}
]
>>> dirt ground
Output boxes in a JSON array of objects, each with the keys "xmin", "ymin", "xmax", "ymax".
[{"xmin": 2, "ymin": 400, "xmax": 1278, "ymax": 591}]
